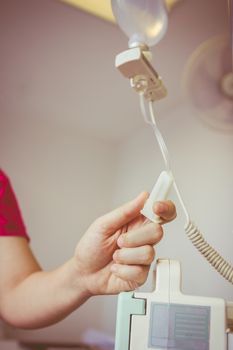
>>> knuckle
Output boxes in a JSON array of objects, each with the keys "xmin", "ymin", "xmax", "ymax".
[
  {"xmin": 93, "ymin": 217, "xmax": 103, "ymax": 228},
  {"xmin": 121, "ymin": 233, "xmax": 129, "ymax": 246},
  {"xmin": 144, "ymin": 245, "xmax": 155, "ymax": 264},
  {"xmin": 137, "ymin": 266, "xmax": 149, "ymax": 284},
  {"xmin": 124, "ymin": 206, "xmax": 134, "ymax": 220},
  {"xmin": 128, "ymin": 281, "xmax": 140, "ymax": 290},
  {"xmin": 122, "ymin": 233, "xmax": 130, "ymax": 246},
  {"xmin": 113, "ymin": 249, "xmax": 120, "ymax": 262},
  {"xmin": 138, "ymin": 266, "xmax": 147, "ymax": 280},
  {"xmin": 93, "ymin": 217, "xmax": 108, "ymax": 233},
  {"xmin": 154, "ymin": 224, "xmax": 163, "ymax": 240}
]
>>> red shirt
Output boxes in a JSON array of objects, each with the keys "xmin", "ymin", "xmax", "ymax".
[{"xmin": 0, "ymin": 169, "xmax": 29, "ymax": 240}]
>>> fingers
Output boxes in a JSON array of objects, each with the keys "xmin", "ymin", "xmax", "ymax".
[
  {"xmin": 110, "ymin": 264, "xmax": 150, "ymax": 287},
  {"xmin": 113, "ymin": 245, "xmax": 155, "ymax": 265},
  {"xmin": 94, "ymin": 192, "xmax": 149, "ymax": 235},
  {"xmin": 153, "ymin": 200, "xmax": 176, "ymax": 223},
  {"xmin": 117, "ymin": 223, "xmax": 163, "ymax": 248}
]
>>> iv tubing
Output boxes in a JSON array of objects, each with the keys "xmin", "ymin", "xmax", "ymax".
[
  {"xmin": 140, "ymin": 94, "xmax": 190, "ymax": 223},
  {"xmin": 139, "ymin": 94, "xmax": 233, "ymax": 284}
]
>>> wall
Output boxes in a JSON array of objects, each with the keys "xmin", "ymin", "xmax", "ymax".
[
  {"xmin": 0, "ymin": 114, "xmax": 118, "ymax": 342},
  {"xmin": 0, "ymin": 0, "xmax": 232, "ymax": 346}
]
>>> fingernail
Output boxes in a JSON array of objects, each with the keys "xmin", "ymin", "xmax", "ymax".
[
  {"xmin": 134, "ymin": 192, "xmax": 148, "ymax": 203},
  {"xmin": 110, "ymin": 264, "xmax": 117, "ymax": 273},
  {"xmin": 117, "ymin": 236, "xmax": 124, "ymax": 247},
  {"xmin": 113, "ymin": 250, "xmax": 119, "ymax": 261},
  {"xmin": 154, "ymin": 201, "xmax": 167, "ymax": 213}
]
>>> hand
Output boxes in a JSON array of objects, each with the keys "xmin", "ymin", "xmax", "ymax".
[{"xmin": 74, "ymin": 192, "xmax": 176, "ymax": 296}]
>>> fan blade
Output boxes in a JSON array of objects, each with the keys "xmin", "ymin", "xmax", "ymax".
[{"xmin": 229, "ymin": 0, "xmax": 233, "ymax": 70}]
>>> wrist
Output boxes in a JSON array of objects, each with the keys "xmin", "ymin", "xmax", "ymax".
[
  {"xmin": 54, "ymin": 258, "xmax": 91, "ymax": 314},
  {"xmin": 69, "ymin": 257, "xmax": 93, "ymax": 298}
]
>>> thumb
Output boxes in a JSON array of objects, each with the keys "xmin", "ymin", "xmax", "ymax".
[{"xmin": 95, "ymin": 192, "xmax": 148, "ymax": 235}]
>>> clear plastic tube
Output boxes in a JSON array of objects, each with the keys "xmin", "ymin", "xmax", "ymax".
[
  {"xmin": 140, "ymin": 94, "xmax": 171, "ymax": 172},
  {"xmin": 140, "ymin": 95, "xmax": 190, "ymax": 223}
]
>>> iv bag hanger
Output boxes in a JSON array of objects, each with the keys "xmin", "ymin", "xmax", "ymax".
[{"xmin": 115, "ymin": 47, "xmax": 167, "ymax": 101}]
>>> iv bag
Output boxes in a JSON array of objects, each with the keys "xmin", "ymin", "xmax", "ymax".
[{"xmin": 111, "ymin": 0, "xmax": 168, "ymax": 48}]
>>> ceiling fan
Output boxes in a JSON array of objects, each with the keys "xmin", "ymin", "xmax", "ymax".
[{"xmin": 183, "ymin": 0, "xmax": 233, "ymax": 132}]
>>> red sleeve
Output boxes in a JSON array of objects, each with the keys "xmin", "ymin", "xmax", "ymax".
[{"xmin": 0, "ymin": 169, "xmax": 29, "ymax": 240}]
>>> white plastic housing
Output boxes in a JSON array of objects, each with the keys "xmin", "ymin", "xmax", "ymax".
[
  {"xmin": 229, "ymin": 334, "xmax": 233, "ymax": 350},
  {"xmin": 130, "ymin": 259, "xmax": 227, "ymax": 350},
  {"xmin": 141, "ymin": 171, "xmax": 173, "ymax": 223},
  {"xmin": 115, "ymin": 47, "xmax": 167, "ymax": 101}
]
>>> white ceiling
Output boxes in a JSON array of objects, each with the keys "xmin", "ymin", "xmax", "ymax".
[{"xmin": 0, "ymin": 0, "xmax": 228, "ymax": 142}]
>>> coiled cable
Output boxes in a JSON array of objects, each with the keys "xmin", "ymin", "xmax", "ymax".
[
  {"xmin": 185, "ymin": 221, "xmax": 233, "ymax": 283},
  {"xmin": 139, "ymin": 94, "xmax": 233, "ymax": 284}
]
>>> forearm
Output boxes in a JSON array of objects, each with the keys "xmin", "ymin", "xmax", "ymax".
[{"xmin": 0, "ymin": 257, "xmax": 91, "ymax": 329}]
